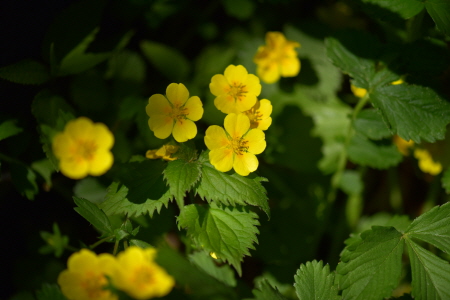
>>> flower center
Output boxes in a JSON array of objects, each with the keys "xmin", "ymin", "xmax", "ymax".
[
  {"xmin": 244, "ymin": 108, "xmax": 263, "ymax": 128},
  {"xmin": 170, "ymin": 104, "xmax": 188, "ymax": 121},
  {"xmin": 73, "ymin": 140, "xmax": 98, "ymax": 161},
  {"xmin": 231, "ymin": 137, "xmax": 249, "ymax": 155},
  {"xmin": 132, "ymin": 265, "xmax": 155, "ymax": 289},
  {"xmin": 228, "ymin": 83, "xmax": 247, "ymax": 102},
  {"xmin": 81, "ymin": 272, "xmax": 109, "ymax": 298}
]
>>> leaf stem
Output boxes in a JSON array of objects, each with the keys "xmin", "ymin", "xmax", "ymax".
[
  {"xmin": 89, "ymin": 236, "xmax": 114, "ymax": 250},
  {"xmin": 327, "ymin": 93, "xmax": 370, "ymax": 203}
]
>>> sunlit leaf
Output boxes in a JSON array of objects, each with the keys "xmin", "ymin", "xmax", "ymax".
[{"xmin": 294, "ymin": 260, "xmax": 340, "ymax": 300}]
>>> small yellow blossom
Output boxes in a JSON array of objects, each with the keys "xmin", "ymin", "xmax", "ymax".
[
  {"xmin": 393, "ymin": 135, "xmax": 414, "ymax": 156},
  {"xmin": 52, "ymin": 117, "xmax": 114, "ymax": 180},
  {"xmin": 391, "ymin": 78, "xmax": 404, "ymax": 85},
  {"xmin": 146, "ymin": 83, "xmax": 203, "ymax": 143},
  {"xmin": 204, "ymin": 113, "xmax": 266, "ymax": 176},
  {"xmin": 414, "ymin": 149, "xmax": 442, "ymax": 175},
  {"xmin": 146, "ymin": 144, "xmax": 179, "ymax": 161},
  {"xmin": 209, "ymin": 65, "xmax": 261, "ymax": 114},
  {"xmin": 254, "ymin": 32, "xmax": 301, "ymax": 84},
  {"xmin": 350, "ymin": 84, "xmax": 368, "ymax": 98},
  {"xmin": 243, "ymin": 99, "xmax": 272, "ymax": 130},
  {"xmin": 210, "ymin": 252, "xmax": 219, "ymax": 259},
  {"xmin": 112, "ymin": 246, "xmax": 175, "ymax": 300},
  {"xmin": 58, "ymin": 249, "xmax": 117, "ymax": 300}
]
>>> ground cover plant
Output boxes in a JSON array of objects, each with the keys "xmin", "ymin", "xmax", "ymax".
[{"xmin": 1, "ymin": 0, "xmax": 450, "ymax": 299}]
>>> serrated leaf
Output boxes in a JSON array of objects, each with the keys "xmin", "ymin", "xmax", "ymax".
[
  {"xmin": 354, "ymin": 109, "xmax": 392, "ymax": 140},
  {"xmin": 337, "ymin": 226, "xmax": 404, "ymax": 300},
  {"xmin": 31, "ymin": 159, "xmax": 54, "ymax": 188},
  {"xmin": 370, "ymin": 84, "xmax": 450, "ymax": 143},
  {"xmin": 99, "ymin": 182, "xmax": 171, "ymax": 218},
  {"xmin": 178, "ymin": 203, "xmax": 260, "ymax": 276},
  {"xmin": 425, "ymin": 0, "xmax": 450, "ymax": 36},
  {"xmin": 406, "ymin": 238, "xmax": 450, "ymax": 300},
  {"xmin": 73, "ymin": 197, "xmax": 113, "ymax": 236},
  {"xmin": 140, "ymin": 40, "xmax": 190, "ymax": 82},
  {"xmin": 36, "ymin": 284, "xmax": 66, "ymax": 300},
  {"xmin": 0, "ymin": 59, "xmax": 50, "ymax": 85},
  {"xmin": 406, "ymin": 202, "xmax": 450, "ymax": 254},
  {"xmin": 189, "ymin": 251, "xmax": 237, "ymax": 287},
  {"xmin": 442, "ymin": 168, "xmax": 450, "ymax": 193},
  {"xmin": 0, "ymin": 120, "xmax": 22, "ymax": 141},
  {"xmin": 348, "ymin": 133, "xmax": 403, "ymax": 169},
  {"xmin": 294, "ymin": 260, "xmax": 340, "ymax": 300},
  {"xmin": 164, "ymin": 159, "xmax": 201, "ymax": 209},
  {"xmin": 247, "ymin": 279, "xmax": 288, "ymax": 300},
  {"xmin": 129, "ymin": 239, "xmax": 153, "ymax": 248},
  {"xmin": 10, "ymin": 162, "xmax": 38, "ymax": 200},
  {"xmin": 196, "ymin": 152, "xmax": 269, "ymax": 216}
]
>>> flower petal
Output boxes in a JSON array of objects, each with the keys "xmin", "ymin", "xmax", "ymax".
[
  {"xmin": 233, "ymin": 152, "xmax": 258, "ymax": 176},
  {"xmin": 92, "ymin": 123, "xmax": 114, "ymax": 150},
  {"xmin": 257, "ymin": 63, "xmax": 280, "ymax": 84},
  {"xmin": 52, "ymin": 133, "xmax": 74, "ymax": 159},
  {"xmin": 214, "ymin": 94, "xmax": 236, "ymax": 114},
  {"xmin": 67, "ymin": 249, "xmax": 98, "ymax": 272},
  {"xmin": 60, "ymin": 158, "xmax": 89, "ymax": 179},
  {"xmin": 258, "ymin": 117, "xmax": 272, "ymax": 131},
  {"xmin": 66, "ymin": 117, "xmax": 94, "ymax": 140},
  {"xmin": 166, "ymin": 83, "xmax": 189, "ymax": 106},
  {"xmin": 224, "ymin": 113, "xmax": 250, "ymax": 139},
  {"xmin": 280, "ymin": 57, "xmax": 300, "ymax": 77},
  {"xmin": 172, "ymin": 119, "xmax": 197, "ymax": 142},
  {"xmin": 210, "ymin": 74, "xmax": 229, "ymax": 96},
  {"xmin": 245, "ymin": 129, "xmax": 266, "ymax": 154},
  {"xmin": 244, "ymin": 74, "xmax": 262, "ymax": 97},
  {"xmin": 205, "ymin": 125, "xmax": 230, "ymax": 150},
  {"xmin": 148, "ymin": 115, "xmax": 173, "ymax": 139},
  {"xmin": 224, "ymin": 65, "xmax": 248, "ymax": 85},
  {"xmin": 209, "ymin": 148, "xmax": 233, "ymax": 172},
  {"xmin": 146, "ymin": 94, "xmax": 172, "ymax": 117},
  {"xmin": 184, "ymin": 96, "xmax": 203, "ymax": 121},
  {"xmin": 234, "ymin": 93, "xmax": 257, "ymax": 113},
  {"xmin": 89, "ymin": 150, "xmax": 114, "ymax": 176}
]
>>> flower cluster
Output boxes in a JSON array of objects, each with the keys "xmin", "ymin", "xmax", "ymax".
[
  {"xmin": 146, "ymin": 143, "xmax": 179, "ymax": 161},
  {"xmin": 52, "ymin": 117, "xmax": 114, "ymax": 179},
  {"xmin": 254, "ymin": 31, "xmax": 301, "ymax": 84},
  {"xmin": 58, "ymin": 247, "xmax": 175, "ymax": 300}
]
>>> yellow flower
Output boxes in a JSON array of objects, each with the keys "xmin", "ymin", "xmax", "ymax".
[
  {"xmin": 254, "ymin": 32, "xmax": 301, "ymax": 84},
  {"xmin": 146, "ymin": 83, "xmax": 203, "ymax": 142},
  {"xmin": 209, "ymin": 65, "xmax": 261, "ymax": 114},
  {"xmin": 243, "ymin": 99, "xmax": 272, "ymax": 130},
  {"xmin": 112, "ymin": 246, "xmax": 175, "ymax": 300},
  {"xmin": 391, "ymin": 78, "xmax": 404, "ymax": 85},
  {"xmin": 146, "ymin": 144, "xmax": 179, "ymax": 161},
  {"xmin": 414, "ymin": 149, "xmax": 442, "ymax": 175},
  {"xmin": 204, "ymin": 113, "xmax": 266, "ymax": 176},
  {"xmin": 350, "ymin": 84, "xmax": 368, "ymax": 98},
  {"xmin": 393, "ymin": 135, "xmax": 414, "ymax": 156},
  {"xmin": 57, "ymin": 249, "xmax": 117, "ymax": 300},
  {"xmin": 52, "ymin": 117, "xmax": 114, "ymax": 180}
]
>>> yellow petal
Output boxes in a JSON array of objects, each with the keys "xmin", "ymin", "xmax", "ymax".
[
  {"xmin": 66, "ymin": 117, "xmax": 94, "ymax": 140},
  {"xmin": 351, "ymin": 85, "xmax": 367, "ymax": 98},
  {"xmin": 172, "ymin": 119, "xmax": 197, "ymax": 142},
  {"xmin": 224, "ymin": 113, "xmax": 250, "ymax": 139},
  {"xmin": 205, "ymin": 125, "xmax": 230, "ymax": 150},
  {"xmin": 234, "ymin": 93, "xmax": 257, "ymax": 113},
  {"xmin": 224, "ymin": 65, "xmax": 248, "ymax": 85},
  {"xmin": 257, "ymin": 63, "xmax": 280, "ymax": 84},
  {"xmin": 148, "ymin": 115, "xmax": 173, "ymax": 139},
  {"xmin": 209, "ymin": 148, "xmax": 234, "ymax": 172},
  {"xmin": 258, "ymin": 117, "xmax": 272, "ymax": 131},
  {"xmin": 214, "ymin": 94, "xmax": 237, "ymax": 114},
  {"xmin": 166, "ymin": 83, "xmax": 189, "ymax": 106},
  {"xmin": 89, "ymin": 150, "xmax": 114, "ymax": 176},
  {"xmin": 259, "ymin": 99, "xmax": 273, "ymax": 116},
  {"xmin": 210, "ymin": 74, "xmax": 229, "ymax": 96},
  {"xmin": 146, "ymin": 149, "xmax": 159, "ymax": 159},
  {"xmin": 52, "ymin": 133, "xmax": 74, "ymax": 159},
  {"xmin": 60, "ymin": 158, "xmax": 89, "ymax": 180},
  {"xmin": 280, "ymin": 57, "xmax": 300, "ymax": 77},
  {"xmin": 146, "ymin": 94, "xmax": 172, "ymax": 117},
  {"xmin": 244, "ymin": 74, "xmax": 261, "ymax": 97},
  {"xmin": 185, "ymin": 96, "xmax": 203, "ymax": 121},
  {"xmin": 245, "ymin": 129, "xmax": 266, "ymax": 154},
  {"xmin": 67, "ymin": 249, "xmax": 98, "ymax": 272},
  {"xmin": 233, "ymin": 152, "xmax": 258, "ymax": 176},
  {"xmin": 92, "ymin": 123, "xmax": 114, "ymax": 150}
]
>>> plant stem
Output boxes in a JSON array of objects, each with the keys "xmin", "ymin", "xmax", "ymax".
[{"xmin": 89, "ymin": 236, "xmax": 114, "ymax": 250}]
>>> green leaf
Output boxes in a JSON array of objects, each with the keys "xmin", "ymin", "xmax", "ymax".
[
  {"xmin": 294, "ymin": 260, "xmax": 340, "ymax": 300},
  {"xmin": 106, "ymin": 50, "xmax": 146, "ymax": 83},
  {"xmin": 99, "ymin": 182, "xmax": 171, "ymax": 218},
  {"xmin": 406, "ymin": 238, "xmax": 450, "ymax": 299},
  {"xmin": 39, "ymin": 223, "xmax": 69, "ymax": 257},
  {"xmin": 31, "ymin": 159, "xmax": 54, "ymax": 188},
  {"xmin": 337, "ymin": 226, "xmax": 404, "ymax": 300},
  {"xmin": 178, "ymin": 203, "xmax": 260, "ymax": 276},
  {"xmin": 339, "ymin": 170, "xmax": 363, "ymax": 195},
  {"xmin": 73, "ymin": 197, "xmax": 113, "ymax": 236},
  {"xmin": 348, "ymin": 133, "xmax": 403, "ymax": 169},
  {"xmin": 164, "ymin": 159, "xmax": 201, "ymax": 209},
  {"xmin": 196, "ymin": 151, "xmax": 269, "ymax": 216},
  {"xmin": 370, "ymin": 84, "xmax": 450, "ymax": 143},
  {"xmin": 73, "ymin": 177, "xmax": 107, "ymax": 204},
  {"xmin": 442, "ymin": 168, "xmax": 450, "ymax": 194},
  {"xmin": 10, "ymin": 162, "xmax": 38, "ymax": 200},
  {"xmin": 425, "ymin": 0, "xmax": 450, "ymax": 36},
  {"xmin": 406, "ymin": 202, "xmax": 450, "ymax": 254},
  {"xmin": 189, "ymin": 251, "xmax": 237, "ymax": 287},
  {"xmin": 0, "ymin": 59, "xmax": 50, "ymax": 85},
  {"xmin": 354, "ymin": 109, "xmax": 392, "ymax": 140},
  {"xmin": 247, "ymin": 279, "xmax": 288, "ymax": 300},
  {"xmin": 358, "ymin": 0, "xmax": 425, "ymax": 20},
  {"xmin": 221, "ymin": 0, "xmax": 255, "ymax": 20},
  {"xmin": 129, "ymin": 239, "xmax": 153, "ymax": 249},
  {"xmin": 35, "ymin": 284, "xmax": 66, "ymax": 300},
  {"xmin": 0, "ymin": 120, "xmax": 22, "ymax": 141},
  {"xmin": 140, "ymin": 40, "xmax": 190, "ymax": 82}
]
